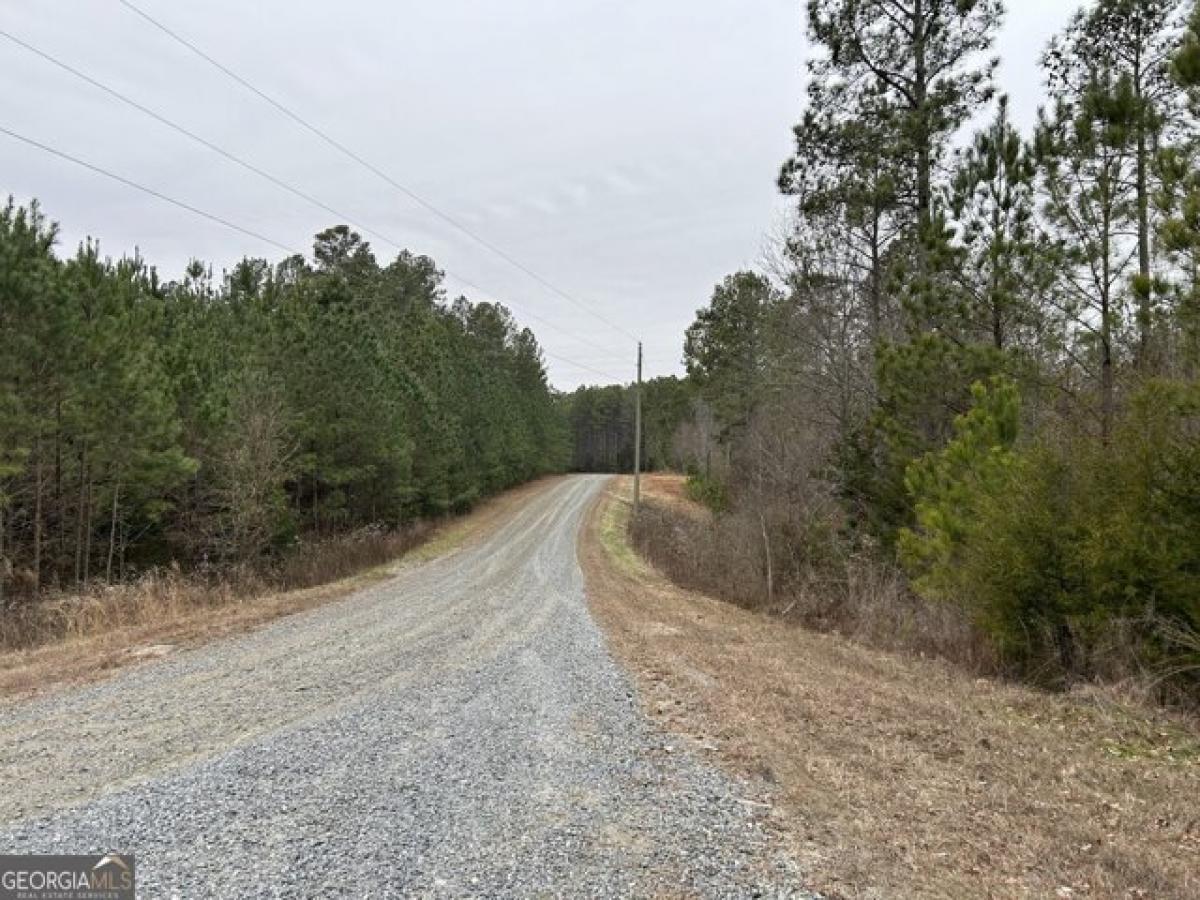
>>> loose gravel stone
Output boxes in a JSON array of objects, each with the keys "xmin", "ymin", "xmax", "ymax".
[{"xmin": 0, "ymin": 476, "xmax": 815, "ymax": 897}]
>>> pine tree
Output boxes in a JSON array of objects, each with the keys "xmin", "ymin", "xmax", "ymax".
[
  {"xmin": 0, "ymin": 200, "xmax": 64, "ymax": 591},
  {"xmin": 683, "ymin": 272, "xmax": 779, "ymax": 443},
  {"xmin": 1159, "ymin": 0, "xmax": 1200, "ymax": 369},
  {"xmin": 779, "ymin": 71, "xmax": 905, "ymax": 343},
  {"xmin": 948, "ymin": 96, "xmax": 1045, "ymax": 354},
  {"xmin": 1036, "ymin": 47, "xmax": 1142, "ymax": 443},
  {"xmin": 803, "ymin": 0, "xmax": 1003, "ymax": 232},
  {"xmin": 1045, "ymin": 0, "xmax": 1184, "ymax": 367},
  {"xmin": 60, "ymin": 243, "xmax": 194, "ymax": 582},
  {"xmin": 897, "ymin": 375, "xmax": 1020, "ymax": 601}
]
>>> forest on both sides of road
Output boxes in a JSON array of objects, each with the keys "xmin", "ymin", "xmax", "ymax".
[
  {"xmin": 5, "ymin": 0, "xmax": 1200, "ymax": 711},
  {"xmin": 570, "ymin": 0, "xmax": 1200, "ymax": 707}
]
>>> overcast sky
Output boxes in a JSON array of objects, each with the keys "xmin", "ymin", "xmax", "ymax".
[{"xmin": 2, "ymin": 0, "xmax": 1079, "ymax": 389}]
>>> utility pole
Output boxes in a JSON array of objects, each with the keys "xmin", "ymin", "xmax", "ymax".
[{"xmin": 633, "ymin": 341, "xmax": 642, "ymax": 516}]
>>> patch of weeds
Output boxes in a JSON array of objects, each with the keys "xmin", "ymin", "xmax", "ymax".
[
  {"xmin": 600, "ymin": 491, "xmax": 650, "ymax": 578},
  {"xmin": 408, "ymin": 522, "xmax": 467, "ymax": 563},
  {"xmin": 1101, "ymin": 730, "xmax": 1200, "ymax": 764}
]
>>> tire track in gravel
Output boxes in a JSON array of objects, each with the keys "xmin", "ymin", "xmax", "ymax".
[
  {"xmin": 0, "ymin": 475, "xmax": 812, "ymax": 897},
  {"xmin": 0, "ymin": 477, "xmax": 585, "ymax": 820}
]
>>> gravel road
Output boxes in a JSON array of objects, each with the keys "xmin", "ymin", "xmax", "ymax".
[{"xmin": 0, "ymin": 475, "xmax": 810, "ymax": 897}]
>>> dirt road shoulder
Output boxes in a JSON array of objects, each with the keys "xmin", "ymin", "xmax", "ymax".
[
  {"xmin": 581, "ymin": 477, "xmax": 1200, "ymax": 899},
  {"xmin": 0, "ymin": 476, "xmax": 563, "ymax": 701}
]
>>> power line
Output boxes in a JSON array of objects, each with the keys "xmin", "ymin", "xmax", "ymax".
[
  {"xmin": 117, "ymin": 0, "xmax": 640, "ymax": 345},
  {"xmin": 1, "ymin": 125, "xmax": 625, "ymax": 382},
  {"xmin": 0, "ymin": 31, "xmax": 353, "ymax": 244},
  {"xmin": 574, "ymin": 352, "xmax": 682, "ymax": 365},
  {"xmin": 0, "ymin": 28, "xmax": 619, "ymax": 360},
  {"xmin": 540, "ymin": 351, "xmax": 624, "ymax": 382},
  {"xmin": 0, "ymin": 125, "xmax": 296, "ymax": 255}
]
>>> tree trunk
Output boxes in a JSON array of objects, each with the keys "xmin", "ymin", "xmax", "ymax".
[
  {"xmin": 0, "ymin": 500, "xmax": 6, "ymax": 609},
  {"xmin": 1134, "ymin": 50, "xmax": 1152, "ymax": 369},
  {"xmin": 912, "ymin": 0, "xmax": 931, "ymax": 233},
  {"xmin": 869, "ymin": 204, "xmax": 882, "ymax": 343},
  {"xmin": 32, "ymin": 442, "xmax": 43, "ymax": 592},
  {"xmin": 1100, "ymin": 187, "xmax": 1114, "ymax": 446},
  {"xmin": 119, "ymin": 520, "xmax": 128, "ymax": 581},
  {"xmin": 74, "ymin": 442, "xmax": 87, "ymax": 585},
  {"xmin": 1190, "ymin": 258, "xmax": 1200, "ymax": 376},
  {"xmin": 311, "ymin": 469, "xmax": 319, "ymax": 535},
  {"xmin": 1056, "ymin": 621, "xmax": 1078, "ymax": 680},
  {"xmin": 759, "ymin": 508, "xmax": 773, "ymax": 607},
  {"xmin": 1136, "ymin": 127, "xmax": 1151, "ymax": 363},
  {"xmin": 55, "ymin": 400, "xmax": 64, "ymax": 569},
  {"xmin": 106, "ymin": 479, "xmax": 121, "ymax": 583},
  {"xmin": 82, "ymin": 473, "xmax": 94, "ymax": 585},
  {"xmin": 991, "ymin": 204, "xmax": 1004, "ymax": 350}
]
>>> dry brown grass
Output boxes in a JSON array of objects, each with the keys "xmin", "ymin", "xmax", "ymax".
[
  {"xmin": 584, "ymin": 477, "xmax": 1200, "ymax": 899},
  {"xmin": 640, "ymin": 473, "xmax": 708, "ymax": 519},
  {"xmin": 632, "ymin": 474, "xmax": 998, "ymax": 674},
  {"xmin": 0, "ymin": 476, "xmax": 562, "ymax": 699},
  {"xmin": 0, "ymin": 526, "xmax": 432, "ymax": 652}
]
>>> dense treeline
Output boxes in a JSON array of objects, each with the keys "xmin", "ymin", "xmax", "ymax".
[
  {"xmin": 0, "ymin": 204, "xmax": 567, "ymax": 598},
  {"xmin": 670, "ymin": 0, "xmax": 1200, "ymax": 696},
  {"xmin": 560, "ymin": 377, "xmax": 694, "ymax": 473}
]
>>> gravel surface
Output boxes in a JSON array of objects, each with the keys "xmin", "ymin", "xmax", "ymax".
[{"xmin": 0, "ymin": 475, "xmax": 813, "ymax": 898}]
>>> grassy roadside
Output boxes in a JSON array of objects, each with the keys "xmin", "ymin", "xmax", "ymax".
[
  {"xmin": 0, "ymin": 476, "xmax": 562, "ymax": 701},
  {"xmin": 582, "ymin": 476, "xmax": 1200, "ymax": 899}
]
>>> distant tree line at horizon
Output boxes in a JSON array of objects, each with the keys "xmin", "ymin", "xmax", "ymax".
[
  {"xmin": 0, "ymin": 203, "xmax": 568, "ymax": 596},
  {"xmin": 559, "ymin": 377, "xmax": 694, "ymax": 474}
]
